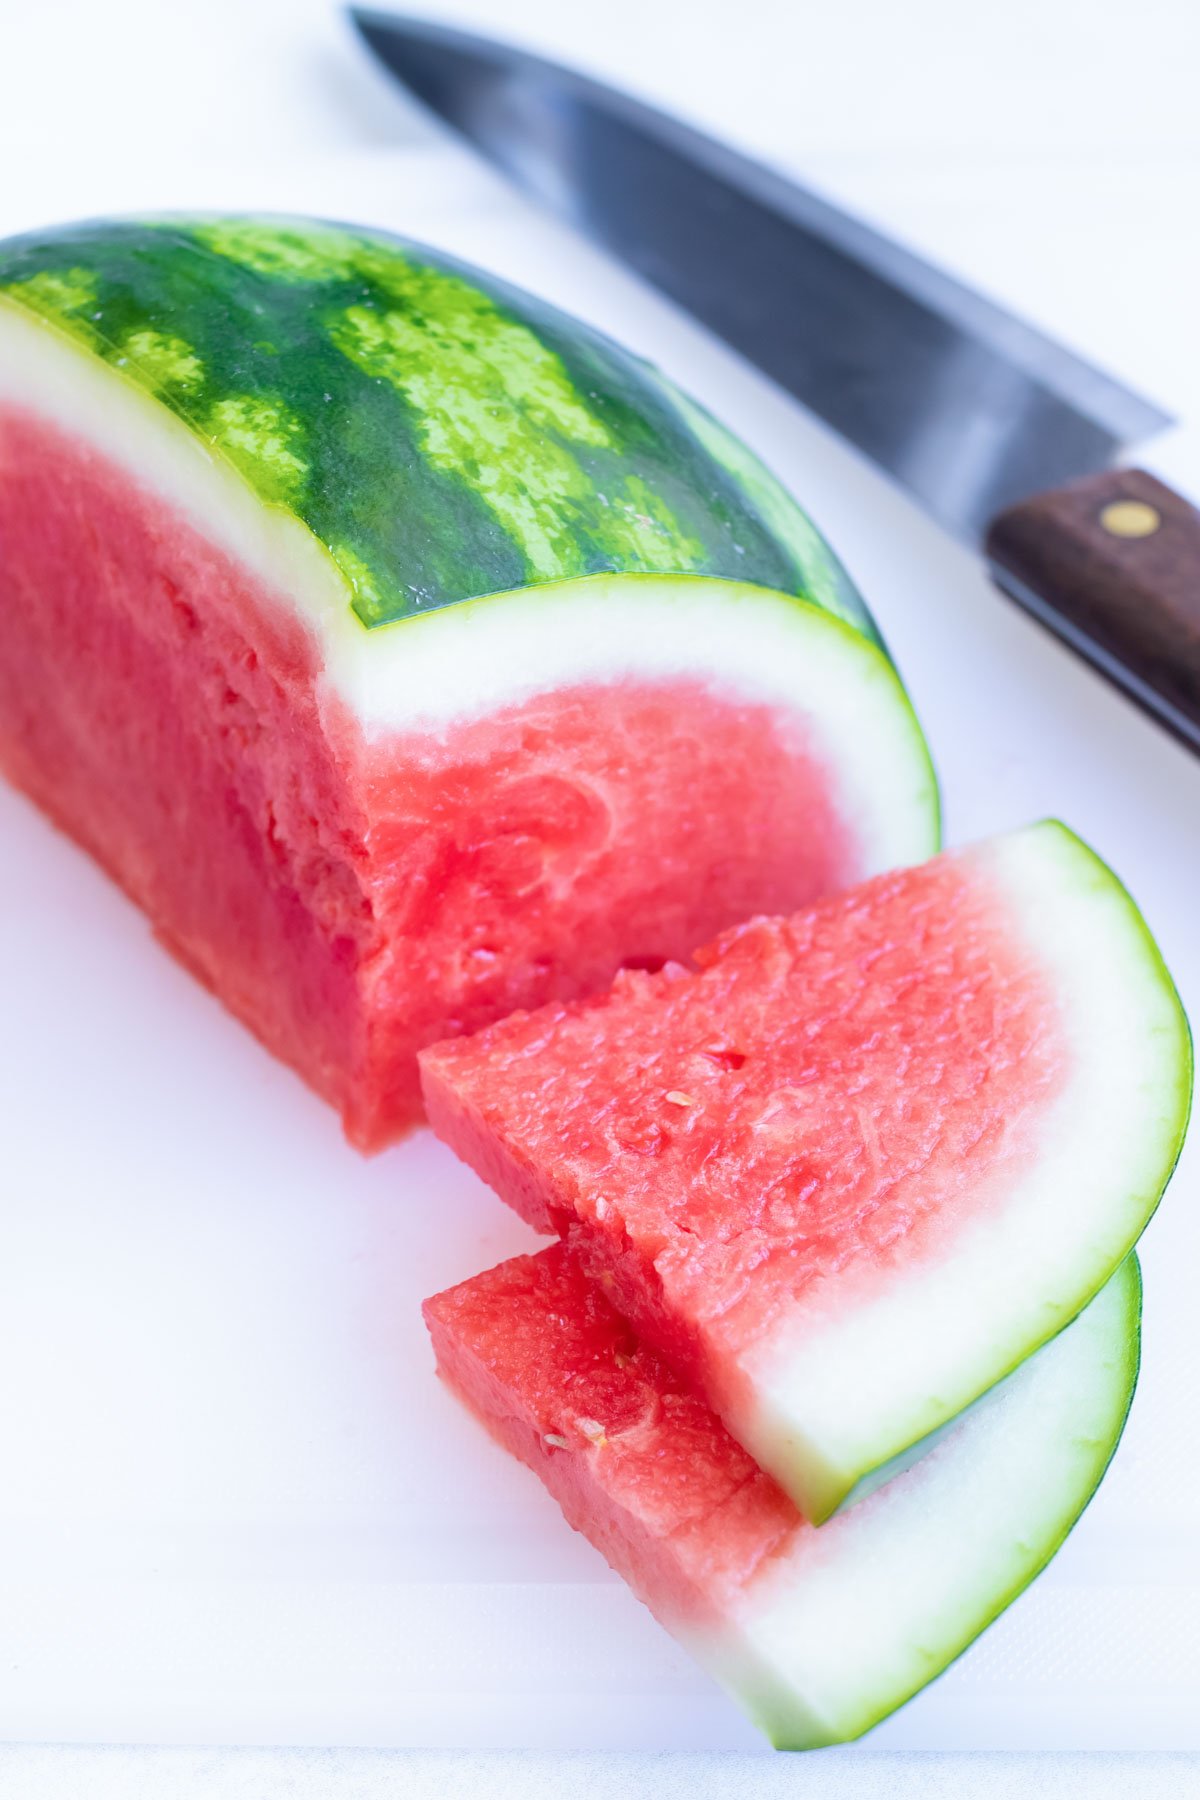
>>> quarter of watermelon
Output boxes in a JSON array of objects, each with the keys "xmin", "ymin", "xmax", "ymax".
[
  {"xmin": 424, "ymin": 1242, "xmax": 1141, "ymax": 1748},
  {"xmin": 0, "ymin": 215, "xmax": 937, "ymax": 1148},
  {"xmin": 420, "ymin": 821, "xmax": 1190, "ymax": 1520}
]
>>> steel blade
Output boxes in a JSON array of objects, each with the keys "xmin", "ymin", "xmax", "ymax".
[{"xmin": 350, "ymin": 9, "xmax": 1172, "ymax": 543}]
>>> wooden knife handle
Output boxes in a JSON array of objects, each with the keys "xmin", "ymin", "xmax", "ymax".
[{"xmin": 985, "ymin": 467, "xmax": 1200, "ymax": 751}]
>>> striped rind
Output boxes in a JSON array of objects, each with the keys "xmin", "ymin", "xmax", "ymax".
[
  {"xmin": 0, "ymin": 289, "xmax": 940, "ymax": 866},
  {"xmin": 0, "ymin": 214, "xmax": 882, "ymax": 639}
]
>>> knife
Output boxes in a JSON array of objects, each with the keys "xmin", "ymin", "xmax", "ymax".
[{"xmin": 350, "ymin": 9, "xmax": 1200, "ymax": 755}]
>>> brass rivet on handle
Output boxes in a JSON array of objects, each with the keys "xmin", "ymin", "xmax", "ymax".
[{"xmin": 1099, "ymin": 499, "xmax": 1162, "ymax": 539}]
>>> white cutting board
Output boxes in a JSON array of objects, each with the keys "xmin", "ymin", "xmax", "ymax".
[{"xmin": 1, "ymin": 141, "xmax": 1199, "ymax": 1753}]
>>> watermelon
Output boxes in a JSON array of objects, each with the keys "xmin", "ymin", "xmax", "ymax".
[
  {"xmin": 0, "ymin": 215, "xmax": 937, "ymax": 1148},
  {"xmin": 424, "ymin": 1241, "xmax": 1141, "ymax": 1749},
  {"xmin": 420, "ymin": 821, "xmax": 1189, "ymax": 1520}
]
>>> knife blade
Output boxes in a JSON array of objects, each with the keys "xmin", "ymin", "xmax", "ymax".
[{"xmin": 349, "ymin": 9, "xmax": 1200, "ymax": 755}]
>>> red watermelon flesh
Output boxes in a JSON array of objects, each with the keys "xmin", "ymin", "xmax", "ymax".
[
  {"xmin": 420, "ymin": 823, "xmax": 1188, "ymax": 1518},
  {"xmin": 424, "ymin": 1241, "xmax": 1140, "ymax": 1748},
  {"xmin": 0, "ymin": 405, "xmax": 885, "ymax": 1145}
]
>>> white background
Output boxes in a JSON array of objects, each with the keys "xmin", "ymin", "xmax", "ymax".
[{"xmin": 2, "ymin": 0, "xmax": 1200, "ymax": 1794}]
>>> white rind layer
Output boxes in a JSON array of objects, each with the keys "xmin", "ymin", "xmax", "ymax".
[
  {"xmin": 0, "ymin": 297, "xmax": 350, "ymax": 640},
  {"xmin": 698, "ymin": 1255, "xmax": 1139, "ymax": 1749},
  {"xmin": 356, "ymin": 575, "xmax": 939, "ymax": 877},
  {"xmin": 0, "ymin": 299, "xmax": 938, "ymax": 875},
  {"xmin": 734, "ymin": 821, "xmax": 1189, "ymax": 1524}
]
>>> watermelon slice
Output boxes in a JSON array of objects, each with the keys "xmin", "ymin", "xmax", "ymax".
[
  {"xmin": 0, "ymin": 215, "xmax": 937, "ymax": 1148},
  {"xmin": 424, "ymin": 1242, "xmax": 1141, "ymax": 1749},
  {"xmin": 420, "ymin": 821, "xmax": 1189, "ymax": 1520}
]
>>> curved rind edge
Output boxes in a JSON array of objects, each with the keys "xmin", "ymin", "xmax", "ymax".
[
  {"xmin": 764, "ymin": 819, "xmax": 1184, "ymax": 1523},
  {"xmin": 342, "ymin": 574, "xmax": 941, "ymax": 854},
  {"xmin": 0, "ymin": 213, "xmax": 896, "ymax": 642},
  {"xmin": 1036, "ymin": 817, "xmax": 1194, "ymax": 1184},
  {"xmin": 0, "ymin": 270, "xmax": 941, "ymax": 860},
  {"xmin": 760, "ymin": 1253, "xmax": 1143, "ymax": 1750}
]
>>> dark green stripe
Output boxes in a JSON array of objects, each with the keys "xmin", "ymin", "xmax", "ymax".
[{"xmin": 0, "ymin": 214, "xmax": 879, "ymax": 642}]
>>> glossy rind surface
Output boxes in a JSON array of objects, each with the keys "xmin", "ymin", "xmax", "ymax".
[{"xmin": 0, "ymin": 214, "xmax": 878, "ymax": 634}]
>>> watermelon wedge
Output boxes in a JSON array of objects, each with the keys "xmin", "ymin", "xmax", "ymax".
[
  {"xmin": 424, "ymin": 1242, "xmax": 1141, "ymax": 1749},
  {"xmin": 420, "ymin": 821, "xmax": 1189, "ymax": 1520},
  {"xmin": 0, "ymin": 215, "xmax": 937, "ymax": 1148}
]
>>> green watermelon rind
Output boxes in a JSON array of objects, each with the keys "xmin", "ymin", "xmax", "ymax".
[
  {"xmin": 0, "ymin": 216, "xmax": 942, "ymax": 863},
  {"xmin": 0, "ymin": 268, "xmax": 942, "ymax": 863},
  {"xmin": 738, "ymin": 1253, "xmax": 1143, "ymax": 1750},
  {"xmin": 0, "ymin": 214, "xmax": 885, "ymax": 640}
]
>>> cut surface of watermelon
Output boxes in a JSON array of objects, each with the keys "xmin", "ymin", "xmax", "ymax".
[
  {"xmin": 0, "ymin": 217, "xmax": 937, "ymax": 1147},
  {"xmin": 420, "ymin": 822, "xmax": 1189, "ymax": 1518},
  {"xmin": 424, "ymin": 1242, "xmax": 1141, "ymax": 1749}
]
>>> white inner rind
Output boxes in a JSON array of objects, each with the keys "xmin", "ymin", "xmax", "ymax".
[
  {"xmin": 0, "ymin": 299, "xmax": 937, "ymax": 876},
  {"xmin": 0, "ymin": 297, "xmax": 350, "ymax": 635},
  {"xmin": 694, "ymin": 1257, "xmax": 1138, "ymax": 1749},
  {"xmin": 735, "ymin": 821, "xmax": 1188, "ymax": 1523},
  {"xmin": 350, "ymin": 576, "xmax": 939, "ymax": 878}
]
